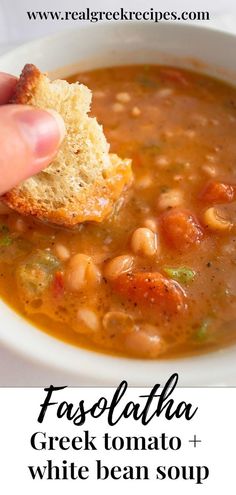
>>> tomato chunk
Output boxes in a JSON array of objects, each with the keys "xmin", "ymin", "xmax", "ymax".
[
  {"xmin": 112, "ymin": 272, "xmax": 187, "ymax": 314},
  {"xmin": 52, "ymin": 271, "xmax": 64, "ymax": 298},
  {"xmin": 160, "ymin": 208, "xmax": 203, "ymax": 251},
  {"xmin": 200, "ymin": 181, "xmax": 235, "ymax": 204},
  {"xmin": 159, "ymin": 68, "xmax": 189, "ymax": 85}
]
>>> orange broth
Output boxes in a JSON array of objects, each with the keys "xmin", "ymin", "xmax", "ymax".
[{"xmin": 1, "ymin": 64, "xmax": 236, "ymax": 358}]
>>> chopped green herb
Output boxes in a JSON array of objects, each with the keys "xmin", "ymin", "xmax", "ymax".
[
  {"xmin": 225, "ymin": 99, "xmax": 236, "ymax": 111},
  {"xmin": 163, "ymin": 266, "xmax": 196, "ymax": 284},
  {"xmin": 137, "ymin": 75, "xmax": 159, "ymax": 88},
  {"xmin": 0, "ymin": 224, "xmax": 9, "ymax": 234},
  {"xmin": 0, "ymin": 235, "xmax": 12, "ymax": 247},
  {"xmin": 196, "ymin": 319, "xmax": 210, "ymax": 341},
  {"xmin": 17, "ymin": 250, "xmax": 61, "ymax": 298},
  {"xmin": 143, "ymin": 144, "xmax": 161, "ymax": 154},
  {"xmin": 167, "ymin": 163, "xmax": 185, "ymax": 174},
  {"xmin": 0, "ymin": 224, "xmax": 12, "ymax": 247},
  {"xmin": 160, "ymin": 185, "xmax": 170, "ymax": 193}
]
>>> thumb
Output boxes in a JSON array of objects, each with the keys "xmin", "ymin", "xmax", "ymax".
[{"xmin": 0, "ymin": 104, "xmax": 65, "ymax": 195}]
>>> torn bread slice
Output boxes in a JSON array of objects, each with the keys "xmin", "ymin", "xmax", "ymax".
[{"xmin": 3, "ymin": 64, "xmax": 132, "ymax": 227}]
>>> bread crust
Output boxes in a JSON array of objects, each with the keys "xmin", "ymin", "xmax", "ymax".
[
  {"xmin": 4, "ymin": 157, "xmax": 131, "ymax": 226},
  {"xmin": 10, "ymin": 63, "xmax": 41, "ymax": 104}
]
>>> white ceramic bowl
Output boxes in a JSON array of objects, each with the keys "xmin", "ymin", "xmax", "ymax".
[{"xmin": 1, "ymin": 22, "xmax": 236, "ymax": 386}]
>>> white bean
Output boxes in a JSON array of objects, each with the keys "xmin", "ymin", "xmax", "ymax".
[
  {"xmin": 158, "ymin": 189, "xmax": 183, "ymax": 210},
  {"xmin": 143, "ymin": 218, "xmax": 158, "ymax": 232},
  {"xmin": 157, "ymin": 88, "xmax": 173, "ymax": 98},
  {"xmin": 203, "ymin": 207, "xmax": 233, "ymax": 231},
  {"xmin": 104, "ymin": 255, "xmax": 134, "ymax": 280},
  {"xmin": 116, "ymin": 92, "xmax": 131, "ymax": 103},
  {"xmin": 124, "ymin": 327, "xmax": 165, "ymax": 358},
  {"xmin": 55, "ymin": 244, "xmax": 70, "ymax": 261},
  {"xmin": 202, "ymin": 164, "xmax": 217, "ymax": 177},
  {"xmin": 112, "ymin": 102, "xmax": 125, "ymax": 112},
  {"xmin": 77, "ymin": 308, "xmax": 100, "ymax": 331},
  {"xmin": 65, "ymin": 254, "xmax": 101, "ymax": 291},
  {"xmin": 131, "ymin": 228, "xmax": 158, "ymax": 257},
  {"xmin": 131, "ymin": 106, "xmax": 141, "ymax": 117},
  {"xmin": 154, "ymin": 155, "xmax": 170, "ymax": 167}
]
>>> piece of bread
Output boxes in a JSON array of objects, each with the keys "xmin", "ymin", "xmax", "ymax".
[{"xmin": 3, "ymin": 64, "xmax": 132, "ymax": 227}]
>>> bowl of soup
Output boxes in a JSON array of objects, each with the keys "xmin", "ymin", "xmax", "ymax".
[{"xmin": 0, "ymin": 21, "xmax": 236, "ymax": 385}]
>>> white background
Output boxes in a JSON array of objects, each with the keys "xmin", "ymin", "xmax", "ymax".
[
  {"xmin": 1, "ymin": 0, "xmax": 236, "ymax": 384},
  {"xmin": 0, "ymin": 386, "xmax": 235, "ymax": 493}
]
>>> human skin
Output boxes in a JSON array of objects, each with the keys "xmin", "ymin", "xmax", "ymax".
[{"xmin": 0, "ymin": 72, "xmax": 65, "ymax": 195}]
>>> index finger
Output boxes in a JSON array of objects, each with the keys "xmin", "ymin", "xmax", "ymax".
[{"xmin": 0, "ymin": 72, "xmax": 17, "ymax": 105}]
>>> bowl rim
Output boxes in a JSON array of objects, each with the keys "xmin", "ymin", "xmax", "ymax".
[
  {"xmin": 1, "ymin": 297, "xmax": 236, "ymax": 386},
  {"xmin": 1, "ymin": 20, "xmax": 236, "ymax": 69},
  {"xmin": 1, "ymin": 20, "xmax": 236, "ymax": 386}
]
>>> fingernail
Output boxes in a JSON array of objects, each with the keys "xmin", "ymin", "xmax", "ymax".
[{"xmin": 15, "ymin": 107, "xmax": 65, "ymax": 161}]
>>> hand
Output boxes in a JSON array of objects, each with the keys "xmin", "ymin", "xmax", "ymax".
[{"xmin": 0, "ymin": 72, "xmax": 65, "ymax": 195}]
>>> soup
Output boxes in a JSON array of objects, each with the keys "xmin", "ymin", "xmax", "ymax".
[{"xmin": 1, "ymin": 64, "xmax": 236, "ymax": 359}]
